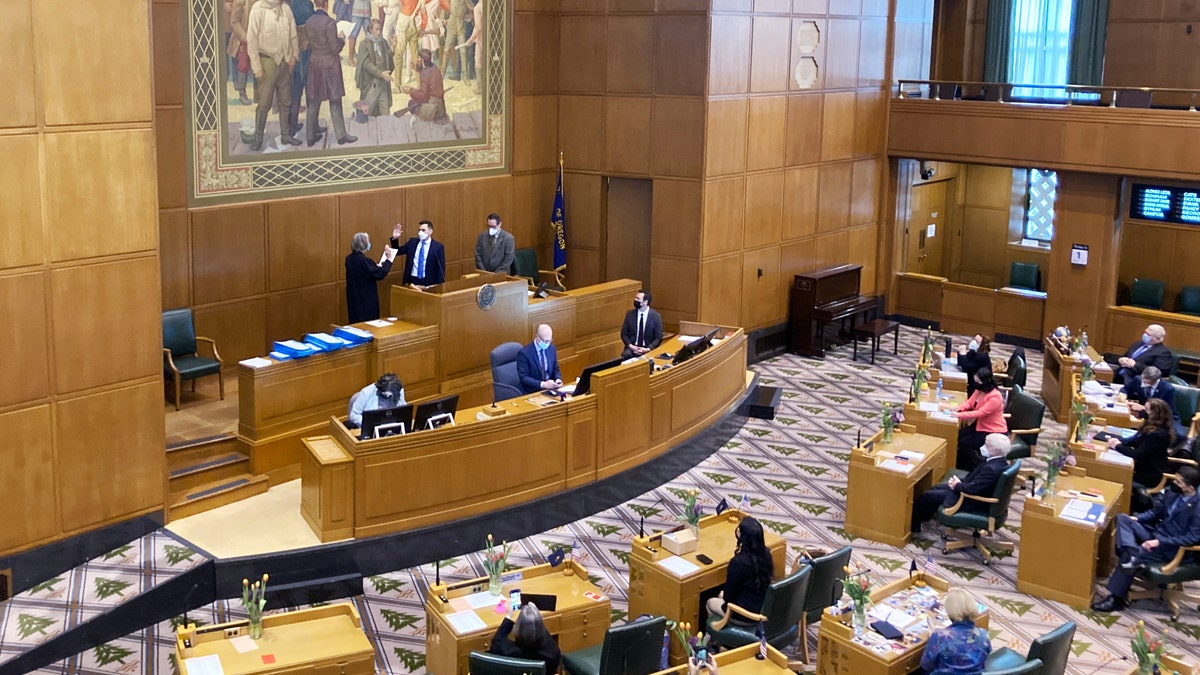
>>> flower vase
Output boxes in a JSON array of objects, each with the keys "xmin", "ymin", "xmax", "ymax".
[
  {"xmin": 488, "ymin": 573, "xmax": 503, "ymax": 597},
  {"xmin": 249, "ymin": 615, "xmax": 263, "ymax": 640},
  {"xmin": 1044, "ymin": 473, "xmax": 1058, "ymax": 502},
  {"xmin": 882, "ymin": 425, "xmax": 893, "ymax": 444},
  {"xmin": 1136, "ymin": 663, "xmax": 1157, "ymax": 675},
  {"xmin": 687, "ymin": 523, "xmax": 700, "ymax": 540},
  {"xmin": 851, "ymin": 601, "xmax": 868, "ymax": 637}
]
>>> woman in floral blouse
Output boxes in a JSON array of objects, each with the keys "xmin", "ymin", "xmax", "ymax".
[{"xmin": 920, "ymin": 587, "xmax": 992, "ymax": 675}]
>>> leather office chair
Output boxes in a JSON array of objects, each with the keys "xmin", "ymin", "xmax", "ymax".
[
  {"xmin": 985, "ymin": 659, "xmax": 1044, "ymax": 675},
  {"xmin": 1173, "ymin": 386, "xmax": 1200, "ymax": 436},
  {"xmin": 706, "ymin": 565, "xmax": 812, "ymax": 652},
  {"xmin": 1178, "ymin": 286, "xmax": 1200, "ymax": 317},
  {"xmin": 1005, "ymin": 390, "xmax": 1045, "ymax": 461},
  {"xmin": 936, "ymin": 460, "xmax": 1022, "ymax": 565},
  {"xmin": 490, "ymin": 342, "xmax": 524, "ymax": 402},
  {"xmin": 561, "ymin": 615, "xmax": 666, "ymax": 675},
  {"xmin": 469, "ymin": 651, "xmax": 547, "ymax": 675},
  {"xmin": 792, "ymin": 546, "xmax": 851, "ymax": 664},
  {"xmin": 1130, "ymin": 277, "xmax": 1166, "ymax": 310},
  {"xmin": 346, "ymin": 390, "xmax": 364, "ymax": 429},
  {"xmin": 1008, "ymin": 262, "xmax": 1040, "ymax": 291},
  {"xmin": 997, "ymin": 353, "xmax": 1027, "ymax": 391},
  {"xmin": 1115, "ymin": 88, "xmax": 1153, "ymax": 109},
  {"xmin": 162, "ymin": 308, "xmax": 224, "ymax": 411},
  {"xmin": 985, "ymin": 621, "xmax": 1075, "ymax": 675},
  {"xmin": 511, "ymin": 248, "xmax": 565, "ymax": 291},
  {"xmin": 1129, "ymin": 540, "xmax": 1200, "ymax": 621}
]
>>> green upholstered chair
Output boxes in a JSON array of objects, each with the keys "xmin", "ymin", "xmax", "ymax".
[
  {"xmin": 984, "ymin": 659, "xmax": 1044, "ymax": 675},
  {"xmin": 561, "ymin": 615, "xmax": 666, "ymax": 675},
  {"xmin": 162, "ymin": 308, "xmax": 224, "ymax": 411},
  {"xmin": 1008, "ymin": 262, "xmax": 1041, "ymax": 291},
  {"xmin": 512, "ymin": 248, "xmax": 565, "ymax": 291},
  {"xmin": 1130, "ymin": 277, "xmax": 1166, "ymax": 310},
  {"xmin": 1005, "ymin": 390, "xmax": 1045, "ymax": 461},
  {"xmin": 1178, "ymin": 286, "xmax": 1200, "ymax": 317},
  {"xmin": 1174, "ymin": 386, "xmax": 1200, "ymax": 435},
  {"xmin": 792, "ymin": 545, "xmax": 852, "ymax": 664},
  {"xmin": 469, "ymin": 651, "xmax": 547, "ymax": 675},
  {"xmin": 985, "ymin": 622, "xmax": 1075, "ymax": 675},
  {"xmin": 705, "ymin": 565, "xmax": 812, "ymax": 653},
  {"xmin": 996, "ymin": 349, "xmax": 1028, "ymax": 391},
  {"xmin": 1129, "ymin": 543, "xmax": 1200, "ymax": 621},
  {"xmin": 936, "ymin": 460, "xmax": 1022, "ymax": 565}
]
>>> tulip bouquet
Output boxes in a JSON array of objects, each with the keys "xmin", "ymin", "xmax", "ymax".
[
  {"xmin": 240, "ymin": 573, "xmax": 269, "ymax": 639},
  {"xmin": 1131, "ymin": 620, "xmax": 1167, "ymax": 673},
  {"xmin": 881, "ymin": 402, "xmax": 903, "ymax": 443},
  {"xmin": 483, "ymin": 534, "xmax": 512, "ymax": 596},
  {"xmin": 841, "ymin": 563, "xmax": 872, "ymax": 635},
  {"xmin": 1071, "ymin": 399, "xmax": 1095, "ymax": 443},
  {"xmin": 670, "ymin": 620, "xmax": 712, "ymax": 662},
  {"xmin": 1080, "ymin": 356, "xmax": 1096, "ymax": 383},
  {"xmin": 677, "ymin": 489, "xmax": 703, "ymax": 528},
  {"xmin": 1042, "ymin": 442, "xmax": 1076, "ymax": 497}
]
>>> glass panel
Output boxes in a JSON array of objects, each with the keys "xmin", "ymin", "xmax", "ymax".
[
  {"xmin": 1024, "ymin": 169, "xmax": 1057, "ymax": 242},
  {"xmin": 1009, "ymin": 0, "xmax": 1074, "ymax": 99}
]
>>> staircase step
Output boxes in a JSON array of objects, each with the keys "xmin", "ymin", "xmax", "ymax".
[
  {"xmin": 166, "ymin": 434, "xmax": 240, "ymax": 472},
  {"xmin": 168, "ymin": 473, "xmax": 269, "ymax": 521},
  {"xmin": 168, "ymin": 452, "xmax": 251, "ymax": 493}
]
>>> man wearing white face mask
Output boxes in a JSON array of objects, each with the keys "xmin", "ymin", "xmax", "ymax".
[
  {"xmin": 1106, "ymin": 324, "xmax": 1173, "ymax": 387},
  {"xmin": 391, "ymin": 221, "xmax": 446, "ymax": 287},
  {"xmin": 910, "ymin": 433, "xmax": 1012, "ymax": 534},
  {"xmin": 474, "ymin": 212, "xmax": 516, "ymax": 274},
  {"xmin": 516, "ymin": 324, "xmax": 562, "ymax": 394},
  {"xmin": 955, "ymin": 334, "xmax": 991, "ymax": 397}
]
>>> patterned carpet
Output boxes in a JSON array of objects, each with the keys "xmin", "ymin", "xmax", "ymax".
[{"xmin": 10, "ymin": 325, "xmax": 1200, "ymax": 674}]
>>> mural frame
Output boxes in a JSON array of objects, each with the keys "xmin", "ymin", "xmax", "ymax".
[{"xmin": 183, "ymin": 0, "xmax": 511, "ymax": 206}]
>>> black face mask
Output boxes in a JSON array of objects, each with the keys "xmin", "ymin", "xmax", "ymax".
[
  {"xmin": 1169, "ymin": 482, "xmax": 1184, "ymax": 493},
  {"xmin": 633, "ymin": 300, "xmax": 642, "ymax": 309}
]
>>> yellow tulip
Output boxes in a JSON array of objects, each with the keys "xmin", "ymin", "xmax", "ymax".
[
  {"xmin": 843, "ymin": 566, "xmax": 852, "ymax": 574},
  {"xmin": 263, "ymin": 573, "xmax": 269, "ymax": 583},
  {"xmin": 243, "ymin": 578, "xmax": 249, "ymax": 586}
]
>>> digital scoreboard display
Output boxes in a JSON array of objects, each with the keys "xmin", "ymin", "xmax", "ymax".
[{"xmin": 1130, "ymin": 182, "xmax": 1200, "ymax": 225}]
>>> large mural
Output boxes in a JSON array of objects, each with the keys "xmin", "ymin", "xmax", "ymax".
[{"xmin": 185, "ymin": 0, "xmax": 508, "ymax": 204}]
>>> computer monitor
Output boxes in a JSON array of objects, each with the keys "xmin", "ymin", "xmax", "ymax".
[
  {"xmin": 572, "ymin": 356, "xmax": 625, "ymax": 397},
  {"xmin": 360, "ymin": 404, "xmax": 414, "ymax": 440},
  {"xmin": 414, "ymin": 394, "xmax": 459, "ymax": 430},
  {"xmin": 672, "ymin": 327, "xmax": 720, "ymax": 365}
]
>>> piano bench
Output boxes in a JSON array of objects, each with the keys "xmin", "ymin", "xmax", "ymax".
[{"xmin": 853, "ymin": 319, "xmax": 900, "ymax": 364}]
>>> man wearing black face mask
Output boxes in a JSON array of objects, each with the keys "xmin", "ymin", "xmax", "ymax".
[
  {"xmin": 1091, "ymin": 466, "xmax": 1200, "ymax": 612},
  {"xmin": 347, "ymin": 373, "xmax": 406, "ymax": 427},
  {"xmin": 620, "ymin": 290, "xmax": 663, "ymax": 359}
]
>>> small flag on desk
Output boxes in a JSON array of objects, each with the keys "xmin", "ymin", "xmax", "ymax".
[
  {"xmin": 909, "ymin": 558, "xmax": 918, "ymax": 579},
  {"xmin": 740, "ymin": 493, "xmax": 752, "ymax": 511},
  {"xmin": 924, "ymin": 552, "xmax": 942, "ymax": 578},
  {"xmin": 756, "ymin": 621, "xmax": 768, "ymax": 660},
  {"xmin": 715, "ymin": 498, "xmax": 729, "ymax": 515},
  {"xmin": 550, "ymin": 151, "xmax": 567, "ymax": 275},
  {"xmin": 548, "ymin": 547, "xmax": 566, "ymax": 567}
]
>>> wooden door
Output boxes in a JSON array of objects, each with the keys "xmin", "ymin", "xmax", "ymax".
[
  {"xmin": 603, "ymin": 177, "xmax": 652, "ymax": 285},
  {"xmin": 907, "ymin": 182, "xmax": 947, "ymax": 275}
]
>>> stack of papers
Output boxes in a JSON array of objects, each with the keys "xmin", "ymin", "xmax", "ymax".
[
  {"xmin": 445, "ymin": 610, "xmax": 488, "ymax": 634},
  {"xmin": 868, "ymin": 606, "xmax": 922, "ymax": 632},
  {"xmin": 896, "ymin": 450, "xmax": 926, "ymax": 462},
  {"xmin": 365, "ymin": 319, "xmax": 393, "ymax": 328},
  {"xmin": 1100, "ymin": 450, "xmax": 1134, "ymax": 466},
  {"xmin": 880, "ymin": 459, "xmax": 915, "ymax": 474},
  {"xmin": 917, "ymin": 402, "xmax": 939, "ymax": 413},
  {"xmin": 657, "ymin": 556, "xmax": 700, "ymax": 577},
  {"xmin": 1059, "ymin": 498, "xmax": 1104, "ymax": 525},
  {"xmin": 239, "ymin": 357, "xmax": 273, "ymax": 368}
]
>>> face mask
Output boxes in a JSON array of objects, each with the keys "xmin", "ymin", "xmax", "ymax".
[
  {"xmin": 967, "ymin": 340, "xmax": 979, "ymax": 351},
  {"xmin": 1169, "ymin": 482, "xmax": 1183, "ymax": 493},
  {"xmin": 980, "ymin": 446, "xmax": 990, "ymax": 458},
  {"xmin": 366, "ymin": 243, "xmax": 371, "ymax": 252},
  {"xmin": 488, "ymin": 226, "xmax": 499, "ymax": 236},
  {"xmin": 536, "ymin": 339, "xmax": 548, "ymax": 351},
  {"xmin": 633, "ymin": 300, "xmax": 642, "ymax": 309},
  {"xmin": 418, "ymin": 230, "xmax": 430, "ymax": 241},
  {"xmin": 1142, "ymin": 333, "xmax": 1152, "ymax": 344}
]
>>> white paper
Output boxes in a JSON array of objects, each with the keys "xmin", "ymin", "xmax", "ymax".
[
  {"xmin": 1081, "ymin": 380, "xmax": 1112, "ymax": 396},
  {"xmin": 657, "ymin": 556, "xmax": 701, "ymax": 577},
  {"xmin": 942, "ymin": 371, "xmax": 967, "ymax": 380},
  {"xmin": 463, "ymin": 591, "xmax": 499, "ymax": 609},
  {"xmin": 896, "ymin": 450, "xmax": 926, "ymax": 462},
  {"xmin": 365, "ymin": 319, "xmax": 393, "ymax": 328},
  {"xmin": 558, "ymin": 384, "xmax": 577, "ymax": 395},
  {"xmin": 1100, "ymin": 450, "xmax": 1134, "ymax": 466},
  {"xmin": 183, "ymin": 654, "xmax": 225, "ymax": 675},
  {"xmin": 917, "ymin": 402, "xmax": 939, "ymax": 412},
  {"xmin": 869, "ymin": 606, "xmax": 921, "ymax": 631},
  {"xmin": 1059, "ymin": 499, "xmax": 1096, "ymax": 522},
  {"xmin": 229, "ymin": 635, "xmax": 258, "ymax": 653},
  {"xmin": 676, "ymin": 335, "xmax": 702, "ymax": 343},
  {"xmin": 926, "ymin": 223, "xmax": 936, "ymax": 238},
  {"xmin": 931, "ymin": 411, "xmax": 957, "ymax": 421},
  {"xmin": 278, "ymin": 339, "xmax": 313, "ymax": 351},
  {"xmin": 239, "ymin": 357, "xmax": 273, "ymax": 368},
  {"xmin": 880, "ymin": 459, "xmax": 915, "ymax": 474},
  {"xmin": 445, "ymin": 610, "xmax": 488, "ymax": 634},
  {"xmin": 337, "ymin": 326, "xmax": 373, "ymax": 339}
]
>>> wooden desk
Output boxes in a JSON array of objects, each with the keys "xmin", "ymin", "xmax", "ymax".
[
  {"xmin": 649, "ymin": 643, "xmax": 793, "ymax": 675},
  {"xmin": 905, "ymin": 389, "xmax": 967, "ymax": 472},
  {"xmin": 1119, "ymin": 654, "xmax": 1196, "ymax": 675},
  {"xmin": 1069, "ymin": 388, "xmax": 1134, "ymax": 516},
  {"xmin": 1041, "ymin": 339, "xmax": 1112, "ymax": 423},
  {"xmin": 175, "ymin": 603, "xmax": 374, "ymax": 675},
  {"xmin": 816, "ymin": 574, "xmax": 989, "ymax": 675},
  {"xmin": 1017, "ymin": 472, "xmax": 1123, "ymax": 609},
  {"xmin": 425, "ymin": 560, "xmax": 609, "ymax": 675},
  {"xmin": 929, "ymin": 356, "xmax": 968, "ymax": 392},
  {"xmin": 845, "ymin": 429, "xmax": 948, "ymax": 547},
  {"xmin": 627, "ymin": 509, "xmax": 787, "ymax": 664},
  {"xmin": 301, "ymin": 325, "xmax": 750, "ymax": 540}
]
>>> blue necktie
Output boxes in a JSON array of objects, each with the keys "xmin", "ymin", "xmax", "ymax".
[
  {"xmin": 539, "ymin": 348, "xmax": 548, "ymax": 379},
  {"xmin": 1132, "ymin": 344, "xmax": 1149, "ymax": 359},
  {"xmin": 416, "ymin": 241, "xmax": 426, "ymax": 279}
]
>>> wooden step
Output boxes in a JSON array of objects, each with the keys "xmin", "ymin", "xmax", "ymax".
[
  {"xmin": 167, "ymin": 473, "xmax": 269, "ymax": 521},
  {"xmin": 166, "ymin": 434, "xmax": 240, "ymax": 472},
  {"xmin": 168, "ymin": 452, "xmax": 252, "ymax": 494}
]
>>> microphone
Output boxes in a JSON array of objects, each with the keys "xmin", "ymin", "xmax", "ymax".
[
  {"xmin": 181, "ymin": 581, "xmax": 200, "ymax": 647},
  {"xmin": 435, "ymin": 559, "xmax": 441, "ymax": 586},
  {"xmin": 639, "ymin": 516, "xmax": 645, "ymax": 538},
  {"xmin": 856, "ymin": 428, "xmax": 862, "ymax": 449}
]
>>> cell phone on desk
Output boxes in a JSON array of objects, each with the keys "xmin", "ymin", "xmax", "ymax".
[{"xmin": 695, "ymin": 554, "xmax": 713, "ymax": 565}]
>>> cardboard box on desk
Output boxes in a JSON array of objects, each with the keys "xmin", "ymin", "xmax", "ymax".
[{"xmin": 662, "ymin": 529, "xmax": 697, "ymax": 555}]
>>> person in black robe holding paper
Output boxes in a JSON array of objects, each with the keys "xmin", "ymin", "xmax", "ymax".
[{"xmin": 345, "ymin": 232, "xmax": 395, "ymax": 324}]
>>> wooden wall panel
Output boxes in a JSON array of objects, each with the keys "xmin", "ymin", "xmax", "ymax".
[
  {"xmin": 56, "ymin": 382, "xmax": 164, "ymax": 533},
  {"xmin": 159, "ymin": 210, "xmax": 191, "ymax": 310},
  {"xmin": 268, "ymin": 286, "xmax": 340, "ymax": 345},
  {"xmin": 1045, "ymin": 173, "xmax": 1122, "ymax": 345},
  {"xmin": 51, "ymin": 257, "xmax": 161, "ymax": 393},
  {"xmin": 514, "ymin": 12, "xmax": 560, "ymax": 94},
  {"xmin": 605, "ymin": 97, "xmax": 653, "ymax": 174},
  {"xmin": 699, "ymin": 254, "xmax": 743, "ymax": 325},
  {"xmin": 0, "ymin": 273, "xmax": 50, "ymax": 408},
  {"xmin": 817, "ymin": 162, "xmax": 853, "ymax": 232},
  {"xmin": 152, "ymin": 1, "xmax": 184, "ymax": 106},
  {"xmin": 743, "ymin": 172, "xmax": 784, "ymax": 248},
  {"xmin": 0, "ymin": 0, "xmax": 36, "ymax": 128},
  {"xmin": 651, "ymin": 180, "xmax": 703, "ymax": 258},
  {"xmin": 0, "ymin": 134, "xmax": 43, "ymax": 269},
  {"xmin": 702, "ymin": 177, "xmax": 746, "ymax": 257},
  {"xmin": 565, "ymin": 173, "xmax": 603, "ymax": 250},
  {"xmin": 337, "ymin": 187, "xmax": 407, "ymax": 279},
  {"xmin": 38, "ymin": 0, "xmax": 153, "ymax": 126},
  {"xmin": 815, "ymin": 230, "xmax": 849, "ymax": 267},
  {"xmin": 831, "ymin": 0, "xmax": 862, "ymax": 15},
  {"xmin": 850, "ymin": 159, "xmax": 880, "ymax": 227},
  {"xmin": 511, "ymin": 171, "xmax": 558, "ymax": 251},
  {"xmin": 461, "ymin": 176, "xmax": 516, "ymax": 264},
  {"xmin": 853, "ymin": 90, "xmax": 886, "ymax": 157},
  {"xmin": 746, "ymin": 96, "xmax": 787, "ymax": 171},
  {"xmin": 794, "ymin": 0, "xmax": 828, "ymax": 10},
  {"xmin": 559, "ymin": 95, "xmax": 606, "ymax": 171},
  {"xmin": 651, "ymin": 97, "xmax": 705, "ymax": 178},
  {"xmin": 654, "ymin": 14, "xmax": 707, "ymax": 95},
  {"xmin": 784, "ymin": 94, "xmax": 823, "ymax": 167},
  {"xmin": 783, "ymin": 166, "xmax": 820, "ymax": 240},
  {"xmin": 824, "ymin": 19, "xmax": 860, "ymax": 89},
  {"xmin": 650, "ymin": 257, "xmax": 700, "ymax": 315},
  {"xmin": 192, "ymin": 204, "xmax": 267, "ymax": 304},
  {"xmin": 709, "ymin": 14, "xmax": 753, "ymax": 94},
  {"xmin": 268, "ymin": 198, "xmax": 338, "ymax": 292},
  {"xmin": 847, "ymin": 225, "xmax": 878, "ymax": 290},
  {"xmin": 742, "ymin": 246, "xmax": 783, "ymax": 329},
  {"xmin": 513, "ymin": 96, "xmax": 560, "ymax": 172},
  {"xmin": 705, "ymin": 98, "xmax": 749, "ymax": 176},
  {"xmin": 751, "ymin": 16, "xmax": 792, "ymax": 92},
  {"xmin": 559, "ymin": 16, "xmax": 607, "ymax": 92},
  {"xmin": 820, "ymin": 92, "xmax": 856, "ymax": 161},
  {"xmin": 405, "ymin": 182, "xmax": 465, "ymax": 263},
  {"xmin": 568, "ymin": 249, "xmax": 602, "ymax": 288},
  {"xmin": 607, "ymin": 16, "xmax": 655, "ymax": 93},
  {"xmin": 155, "ymin": 107, "xmax": 187, "ymax": 210},
  {"xmin": 858, "ymin": 19, "xmax": 888, "ymax": 87},
  {"xmin": 194, "ymin": 298, "xmax": 269, "ymax": 364},
  {"xmin": 0, "ymin": 406, "xmax": 57, "ymax": 552},
  {"xmin": 45, "ymin": 130, "xmax": 158, "ymax": 262}
]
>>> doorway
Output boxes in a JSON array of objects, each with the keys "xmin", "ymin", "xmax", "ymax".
[
  {"xmin": 603, "ymin": 177, "xmax": 652, "ymax": 285},
  {"xmin": 906, "ymin": 181, "xmax": 947, "ymax": 275}
]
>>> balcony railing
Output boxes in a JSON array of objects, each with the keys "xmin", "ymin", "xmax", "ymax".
[{"xmin": 895, "ymin": 80, "xmax": 1200, "ymax": 112}]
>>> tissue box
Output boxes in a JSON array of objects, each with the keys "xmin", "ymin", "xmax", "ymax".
[{"xmin": 662, "ymin": 529, "xmax": 697, "ymax": 555}]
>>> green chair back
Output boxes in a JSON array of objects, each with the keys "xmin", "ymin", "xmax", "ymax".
[
  {"xmin": 469, "ymin": 651, "xmax": 547, "ymax": 675},
  {"xmin": 1009, "ymin": 262, "xmax": 1040, "ymax": 291},
  {"xmin": 163, "ymin": 308, "xmax": 200, "ymax": 357},
  {"xmin": 801, "ymin": 546, "xmax": 852, "ymax": 624},
  {"xmin": 707, "ymin": 566, "xmax": 812, "ymax": 651},
  {"xmin": 595, "ymin": 615, "xmax": 666, "ymax": 675},
  {"xmin": 1130, "ymin": 277, "xmax": 1165, "ymax": 310},
  {"xmin": 991, "ymin": 460, "xmax": 1023, "ymax": 529},
  {"xmin": 1178, "ymin": 286, "xmax": 1200, "ymax": 316},
  {"xmin": 987, "ymin": 658, "xmax": 1044, "ymax": 675},
  {"xmin": 1025, "ymin": 622, "xmax": 1075, "ymax": 675},
  {"xmin": 1006, "ymin": 356, "xmax": 1028, "ymax": 390},
  {"xmin": 1174, "ymin": 386, "xmax": 1200, "ymax": 432},
  {"xmin": 1006, "ymin": 391, "xmax": 1045, "ymax": 459},
  {"xmin": 512, "ymin": 248, "xmax": 541, "ymax": 285}
]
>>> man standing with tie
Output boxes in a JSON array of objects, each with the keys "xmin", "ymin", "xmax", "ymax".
[
  {"xmin": 474, "ymin": 212, "xmax": 516, "ymax": 274},
  {"xmin": 391, "ymin": 221, "xmax": 446, "ymax": 287},
  {"xmin": 1106, "ymin": 324, "xmax": 1174, "ymax": 387},
  {"xmin": 516, "ymin": 324, "xmax": 562, "ymax": 394},
  {"xmin": 620, "ymin": 290, "xmax": 663, "ymax": 359}
]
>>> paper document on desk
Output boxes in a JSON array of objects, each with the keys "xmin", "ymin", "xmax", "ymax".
[
  {"xmin": 896, "ymin": 450, "xmax": 926, "ymax": 462},
  {"xmin": 1081, "ymin": 380, "xmax": 1113, "ymax": 396},
  {"xmin": 917, "ymin": 402, "xmax": 939, "ymax": 412},
  {"xmin": 931, "ymin": 411, "xmax": 957, "ymax": 421},
  {"xmin": 880, "ymin": 459, "xmax": 915, "ymax": 474},
  {"xmin": 558, "ymin": 384, "xmax": 577, "ymax": 395},
  {"xmin": 229, "ymin": 635, "xmax": 258, "ymax": 653},
  {"xmin": 463, "ymin": 591, "xmax": 499, "ymax": 609},
  {"xmin": 365, "ymin": 319, "xmax": 393, "ymax": 328},
  {"xmin": 1100, "ymin": 450, "xmax": 1134, "ymax": 466},
  {"xmin": 677, "ymin": 335, "xmax": 702, "ymax": 343},
  {"xmin": 1059, "ymin": 499, "xmax": 1104, "ymax": 525},
  {"xmin": 446, "ymin": 610, "xmax": 488, "ymax": 634},
  {"xmin": 658, "ymin": 556, "xmax": 700, "ymax": 577},
  {"xmin": 239, "ymin": 357, "xmax": 273, "ymax": 368},
  {"xmin": 868, "ymin": 606, "xmax": 922, "ymax": 632},
  {"xmin": 183, "ymin": 654, "xmax": 224, "ymax": 675}
]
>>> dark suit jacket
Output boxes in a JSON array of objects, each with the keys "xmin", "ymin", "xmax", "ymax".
[
  {"xmin": 620, "ymin": 308, "xmax": 664, "ymax": 351},
  {"xmin": 944, "ymin": 456, "xmax": 1009, "ymax": 514},
  {"xmin": 1136, "ymin": 491, "xmax": 1200, "ymax": 562},
  {"xmin": 516, "ymin": 341, "xmax": 561, "ymax": 394},
  {"xmin": 956, "ymin": 349, "xmax": 991, "ymax": 396},
  {"xmin": 1122, "ymin": 378, "xmax": 1177, "ymax": 410},
  {"xmin": 475, "ymin": 229, "xmax": 516, "ymax": 274},
  {"xmin": 1122, "ymin": 341, "xmax": 1174, "ymax": 377},
  {"xmin": 391, "ymin": 236, "xmax": 446, "ymax": 286},
  {"xmin": 489, "ymin": 618, "xmax": 562, "ymax": 675},
  {"xmin": 1116, "ymin": 426, "xmax": 1173, "ymax": 488},
  {"xmin": 345, "ymin": 250, "xmax": 392, "ymax": 324}
]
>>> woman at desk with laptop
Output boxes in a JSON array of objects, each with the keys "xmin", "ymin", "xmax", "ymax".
[{"xmin": 940, "ymin": 368, "xmax": 1006, "ymax": 471}]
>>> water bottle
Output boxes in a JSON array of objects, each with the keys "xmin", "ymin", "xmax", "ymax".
[
  {"xmin": 660, "ymin": 629, "xmax": 670, "ymax": 670},
  {"xmin": 1081, "ymin": 331, "xmax": 1089, "ymax": 351},
  {"xmin": 936, "ymin": 378, "xmax": 943, "ymax": 400}
]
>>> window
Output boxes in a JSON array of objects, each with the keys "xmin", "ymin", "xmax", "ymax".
[
  {"xmin": 1023, "ymin": 169, "xmax": 1057, "ymax": 243},
  {"xmin": 1009, "ymin": 0, "xmax": 1074, "ymax": 99}
]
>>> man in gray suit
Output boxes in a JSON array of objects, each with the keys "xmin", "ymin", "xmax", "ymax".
[{"xmin": 474, "ymin": 212, "xmax": 516, "ymax": 274}]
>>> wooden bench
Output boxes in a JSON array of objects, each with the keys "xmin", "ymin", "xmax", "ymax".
[{"xmin": 853, "ymin": 319, "xmax": 900, "ymax": 364}]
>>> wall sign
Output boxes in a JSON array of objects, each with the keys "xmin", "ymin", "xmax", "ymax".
[{"xmin": 1070, "ymin": 244, "xmax": 1089, "ymax": 266}]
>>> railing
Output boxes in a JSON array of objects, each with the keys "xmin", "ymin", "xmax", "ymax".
[{"xmin": 895, "ymin": 79, "xmax": 1200, "ymax": 112}]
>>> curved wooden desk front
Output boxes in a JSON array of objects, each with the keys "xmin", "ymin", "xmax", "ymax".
[{"xmin": 300, "ymin": 327, "xmax": 749, "ymax": 542}]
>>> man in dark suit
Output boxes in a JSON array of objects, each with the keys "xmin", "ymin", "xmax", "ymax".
[
  {"xmin": 1107, "ymin": 324, "xmax": 1174, "ymax": 387},
  {"xmin": 475, "ymin": 212, "xmax": 516, "ymax": 274},
  {"xmin": 516, "ymin": 324, "xmax": 562, "ymax": 394},
  {"xmin": 390, "ymin": 220, "xmax": 446, "ymax": 287},
  {"xmin": 1091, "ymin": 466, "xmax": 1200, "ymax": 612},
  {"xmin": 911, "ymin": 433, "xmax": 1012, "ymax": 533},
  {"xmin": 1121, "ymin": 366, "xmax": 1183, "ymax": 435},
  {"xmin": 620, "ymin": 289, "xmax": 664, "ymax": 359}
]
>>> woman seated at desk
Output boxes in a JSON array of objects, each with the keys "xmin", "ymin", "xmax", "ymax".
[
  {"xmin": 1109, "ymin": 398, "xmax": 1174, "ymax": 511},
  {"xmin": 919, "ymin": 587, "xmax": 991, "ymax": 675},
  {"xmin": 956, "ymin": 335, "xmax": 991, "ymax": 397},
  {"xmin": 705, "ymin": 517, "xmax": 774, "ymax": 624},
  {"xmin": 489, "ymin": 603, "xmax": 562, "ymax": 674},
  {"xmin": 942, "ymin": 368, "xmax": 1006, "ymax": 471}
]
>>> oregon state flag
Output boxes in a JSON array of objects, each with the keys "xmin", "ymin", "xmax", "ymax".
[{"xmin": 551, "ymin": 152, "xmax": 567, "ymax": 273}]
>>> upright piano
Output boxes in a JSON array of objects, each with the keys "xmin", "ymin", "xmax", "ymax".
[{"xmin": 789, "ymin": 264, "xmax": 877, "ymax": 357}]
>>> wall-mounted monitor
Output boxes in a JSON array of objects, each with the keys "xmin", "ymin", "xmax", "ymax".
[{"xmin": 1129, "ymin": 182, "xmax": 1200, "ymax": 225}]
